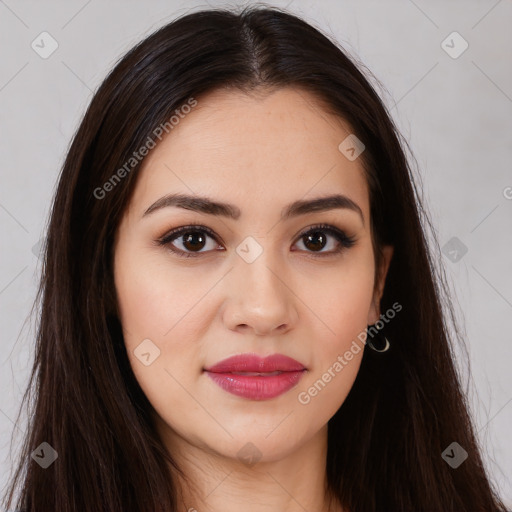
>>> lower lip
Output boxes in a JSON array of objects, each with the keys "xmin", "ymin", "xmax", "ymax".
[{"xmin": 205, "ymin": 370, "xmax": 305, "ymax": 400}]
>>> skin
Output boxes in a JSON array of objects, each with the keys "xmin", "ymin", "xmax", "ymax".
[{"xmin": 114, "ymin": 87, "xmax": 393, "ymax": 512}]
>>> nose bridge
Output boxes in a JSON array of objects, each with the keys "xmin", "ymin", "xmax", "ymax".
[
  {"xmin": 225, "ymin": 238, "xmax": 297, "ymax": 334},
  {"xmin": 236, "ymin": 240, "xmax": 287, "ymax": 301}
]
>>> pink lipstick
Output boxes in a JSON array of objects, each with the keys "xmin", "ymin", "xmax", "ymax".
[{"xmin": 204, "ymin": 353, "xmax": 306, "ymax": 400}]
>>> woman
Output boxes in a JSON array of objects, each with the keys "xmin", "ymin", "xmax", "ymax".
[{"xmin": 2, "ymin": 5, "xmax": 508, "ymax": 512}]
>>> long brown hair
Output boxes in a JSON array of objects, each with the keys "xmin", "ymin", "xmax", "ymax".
[{"xmin": 3, "ymin": 5, "xmax": 508, "ymax": 511}]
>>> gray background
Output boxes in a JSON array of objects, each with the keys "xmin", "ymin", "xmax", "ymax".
[{"xmin": 0, "ymin": 0, "xmax": 511, "ymax": 507}]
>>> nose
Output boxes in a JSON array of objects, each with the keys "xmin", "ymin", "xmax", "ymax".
[{"xmin": 222, "ymin": 255, "xmax": 298, "ymax": 337}]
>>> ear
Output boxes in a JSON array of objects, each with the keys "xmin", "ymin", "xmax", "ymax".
[{"xmin": 367, "ymin": 245, "xmax": 394, "ymax": 325}]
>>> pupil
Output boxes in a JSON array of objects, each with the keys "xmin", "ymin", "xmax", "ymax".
[
  {"xmin": 304, "ymin": 232, "xmax": 326, "ymax": 251},
  {"xmin": 183, "ymin": 232, "xmax": 206, "ymax": 251}
]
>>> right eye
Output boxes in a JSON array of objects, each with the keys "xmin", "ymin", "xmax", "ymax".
[{"xmin": 157, "ymin": 225, "xmax": 224, "ymax": 258}]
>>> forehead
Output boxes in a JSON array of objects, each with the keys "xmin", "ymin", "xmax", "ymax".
[{"xmin": 129, "ymin": 87, "xmax": 369, "ymax": 221}]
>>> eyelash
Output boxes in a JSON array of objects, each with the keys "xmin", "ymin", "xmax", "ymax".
[{"xmin": 156, "ymin": 223, "xmax": 356, "ymax": 259}]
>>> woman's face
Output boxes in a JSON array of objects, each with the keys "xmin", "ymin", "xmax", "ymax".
[{"xmin": 114, "ymin": 87, "xmax": 392, "ymax": 464}]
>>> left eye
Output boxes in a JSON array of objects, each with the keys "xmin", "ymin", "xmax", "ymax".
[
  {"xmin": 157, "ymin": 224, "xmax": 355, "ymax": 258},
  {"xmin": 293, "ymin": 226, "xmax": 354, "ymax": 254}
]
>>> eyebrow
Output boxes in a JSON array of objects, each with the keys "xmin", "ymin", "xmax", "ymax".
[{"xmin": 143, "ymin": 193, "xmax": 364, "ymax": 225}]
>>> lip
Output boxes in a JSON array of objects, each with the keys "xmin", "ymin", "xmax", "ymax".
[
  {"xmin": 204, "ymin": 353, "xmax": 307, "ymax": 400},
  {"xmin": 205, "ymin": 353, "xmax": 306, "ymax": 373}
]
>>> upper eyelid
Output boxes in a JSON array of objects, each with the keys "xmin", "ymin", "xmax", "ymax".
[{"xmin": 160, "ymin": 224, "xmax": 220, "ymax": 242}]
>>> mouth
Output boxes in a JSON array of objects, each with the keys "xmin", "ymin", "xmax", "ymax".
[{"xmin": 204, "ymin": 353, "xmax": 307, "ymax": 400}]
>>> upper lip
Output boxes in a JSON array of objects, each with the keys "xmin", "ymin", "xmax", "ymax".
[{"xmin": 204, "ymin": 353, "xmax": 306, "ymax": 373}]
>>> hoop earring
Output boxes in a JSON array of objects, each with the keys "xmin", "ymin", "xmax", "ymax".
[{"xmin": 366, "ymin": 324, "xmax": 391, "ymax": 353}]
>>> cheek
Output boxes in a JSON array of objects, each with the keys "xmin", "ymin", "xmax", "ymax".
[
  {"xmin": 321, "ymin": 273, "xmax": 374, "ymax": 330},
  {"xmin": 115, "ymin": 246, "xmax": 204, "ymax": 388},
  {"xmin": 294, "ymin": 254, "xmax": 375, "ymax": 414},
  {"xmin": 313, "ymin": 253, "xmax": 375, "ymax": 349},
  {"xmin": 114, "ymin": 243, "xmax": 212, "ymax": 351},
  {"xmin": 114, "ymin": 250, "xmax": 215, "ymax": 437}
]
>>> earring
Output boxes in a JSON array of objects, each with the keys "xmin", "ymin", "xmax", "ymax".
[{"xmin": 366, "ymin": 324, "xmax": 391, "ymax": 353}]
